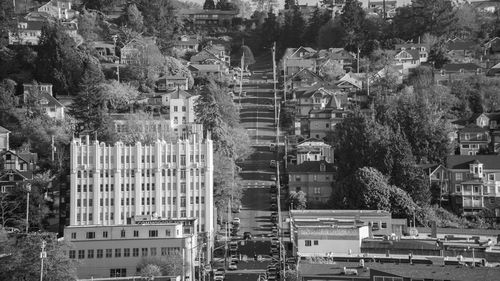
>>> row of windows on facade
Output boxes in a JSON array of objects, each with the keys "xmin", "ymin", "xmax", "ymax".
[
  {"xmin": 77, "ymin": 153, "xmax": 204, "ymax": 164},
  {"xmin": 115, "ymin": 123, "xmax": 189, "ymax": 133},
  {"xmin": 76, "ymin": 209, "xmax": 206, "ymax": 221},
  {"xmin": 68, "ymin": 246, "xmax": 181, "ymax": 259},
  {"xmin": 293, "ymin": 186, "xmax": 324, "ymax": 194},
  {"xmin": 76, "ymin": 181, "xmax": 206, "ymax": 193},
  {"xmin": 454, "ymin": 172, "xmax": 494, "ymax": 181},
  {"xmin": 292, "ymin": 174, "xmax": 331, "ymax": 182},
  {"xmin": 76, "ymin": 196, "xmax": 206, "ymax": 207},
  {"xmin": 73, "ymin": 229, "xmax": 176, "ymax": 240},
  {"xmin": 77, "ymin": 168, "xmax": 205, "ymax": 179}
]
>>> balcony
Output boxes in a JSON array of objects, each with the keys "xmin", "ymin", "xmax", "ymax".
[{"xmin": 462, "ymin": 200, "xmax": 483, "ymax": 208}]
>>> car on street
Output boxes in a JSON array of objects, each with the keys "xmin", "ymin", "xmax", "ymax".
[
  {"xmin": 267, "ymin": 275, "xmax": 277, "ymax": 281},
  {"xmin": 214, "ymin": 268, "xmax": 225, "ymax": 277},
  {"xmin": 243, "ymin": 231, "xmax": 252, "ymax": 240},
  {"xmin": 232, "ymin": 217, "xmax": 241, "ymax": 224},
  {"xmin": 269, "ymin": 160, "xmax": 276, "ymax": 168},
  {"xmin": 271, "ymin": 203, "xmax": 277, "ymax": 211},
  {"xmin": 271, "ymin": 194, "xmax": 277, "ymax": 201},
  {"xmin": 231, "ymin": 255, "xmax": 239, "ymax": 263},
  {"xmin": 269, "ymin": 143, "xmax": 276, "ymax": 151},
  {"xmin": 228, "ymin": 262, "xmax": 238, "ymax": 270},
  {"xmin": 270, "ymin": 175, "xmax": 277, "ymax": 181}
]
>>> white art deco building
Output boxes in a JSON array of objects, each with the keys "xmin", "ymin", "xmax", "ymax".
[{"xmin": 69, "ymin": 134, "xmax": 214, "ymax": 236}]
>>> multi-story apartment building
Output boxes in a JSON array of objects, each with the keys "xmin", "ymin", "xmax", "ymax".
[
  {"xmin": 64, "ymin": 222, "xmax": 197, "ymax": 279},
  {"xmin": 288, "ymin": 160, "xmax": 335, "ymax": 204},
  {"xmin": 69, "ymin": 134, "xmax": 214, "ymax": 235},
  {"xmin": 146, "ymin": 89, "xmax": 198, "ymax": 126},
  {"xmin": 446, "ymin": 155, "xmax": 500, "ymax": 218}
]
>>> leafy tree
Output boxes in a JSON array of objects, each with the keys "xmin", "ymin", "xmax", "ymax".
[
  {"xmin": 137, "ymin": 255, "xmax": 183, "ymax": 276},
  {"xmin": 406, "ymin": 66, "xmax": 434, "ymax": 89},
  {"xmin": 81, "ymin": 0, "xmax": 120, "ymax": 11},
  {"xmin": 141, "ymin": 264, "xmax": 162, "ymax": 278},
  {"xmin": 164, "ymin": 56, "xmax": 194, "ymax": 89},
  {"xmin": 78, "ymin": 9, "xmax": 108, "ymax": 42},
  {"xmin": 116, "ymin": 112, "xmax": 177, "ymax": 145},
  {"xmin": 317, "ymin": 19, "xmax": 346, "ymax": 49},
  {"xmin": 0, "ymin": 192, "xmax": 22, "ymax": 228},
  {"xmin": 280, "ymin": 7, "xmax": 306, "ymax": 50},
  {"xmin": 428, "ymin": 41, "xmax": 450, "ymax": 69},
  {"xmin": 203, "ymin": 0, "xmax": 216, "ymax": 10},
  {"xmin": 288, "ymin": 191, "xmax": 307, "ymax": 210},
  {"xmin": 0, "ymin": 0, "xmax": 15, "ymax": 47},
  {"xmin": 100, "ymin": 80, "xmax": 140, "ymax": 110}
]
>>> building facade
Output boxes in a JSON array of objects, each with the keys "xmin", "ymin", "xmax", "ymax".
[
  {"xmin": 288, "ymin": 161, "xmax": 335, "ymax": 203},
  {"xmin": 8, "ymin": 20, "xmax": 43, "ymax": 45},
  {"xmin": 69, "ymin": 134, "xmax": 214, "ymax": 237},
  {"xmin": 64, "ymin": 223, "xmax": 196, "ymax": 279},
  {"xmin": 296, "ymin": 139, "xmax": 334, "ymax": 164}
]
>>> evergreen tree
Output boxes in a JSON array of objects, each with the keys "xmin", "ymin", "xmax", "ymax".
[
  {"xmin": 0, "ymin": 0, "xmax": 15, "ymax": 47},
  {"xmin": 203, "ymin": 0, "xmax": 216, "ymax": 10},
  {"xmin": 260, "ymin": 10, "xmax": 280, "ymax": 52},
  {"xmin": 339, "ymin": 0, "xmax": 365, "ymax": 49},
  {"xmin": 123, "ymin": 3, "xmax": 144, "ymax": 32},
  {"xmin": 302, "ymin": 7, "xmax": 331, "ymax": 47},
  {"xmin": 280, "ymin": 7, "xmax": 305, "ymax": 50}
]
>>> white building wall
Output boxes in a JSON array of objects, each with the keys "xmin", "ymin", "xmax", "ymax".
[
  {"xmin": 296, "ymin": 226, "xmax": 369, "ymax": 255},
  {"xmin": 69, "ymin": 135, "xmax": 214, "ymax": 237}
]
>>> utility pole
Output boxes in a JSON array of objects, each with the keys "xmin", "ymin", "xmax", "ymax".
[
  {"xmin": 239, "ymin": 50, "xmax": 244, "ymax": 108},
  {"xmin": 357, "ymin": 47, "xmax": 360, "ymax": 74},
  {"xmin": 272, "ymin": 42, "xmax": 278, "ymax": 124},
  {"xmin": 51, "ymin": 135, "xmax": 55, "ymax": 162},
  {"xmin": 40, "ymin": 240, "xmax": 46, "ymax": 281},
  {"xmin": 25, "ymin": 183, "xmax": 31, "ymax": 233},
  {"xmin": 283, "ymin": 58, "xmax": 287, "ymax": 102}
]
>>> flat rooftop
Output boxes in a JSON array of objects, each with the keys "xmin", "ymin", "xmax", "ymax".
[{"xmin": 291, "ymin": 209, "xmax": 392, "ymax": 219}]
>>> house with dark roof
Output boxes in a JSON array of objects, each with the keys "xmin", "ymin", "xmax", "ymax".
[
  {"xmin": 306, "ymin": 93, "xmax": 349, "ymax": 139},
  {"xmin": 190, "ymin": 43, "xmax": 230, "ymax": 67},
  {"xmin": 295, "ymin": 86, "xmax": 342, "ymax": 117},
  {"xmin": 172, "ymin": 35, "xmax": 200, "ymax": 54},
  {"xmin": 281, "ymin": 47, "xmax": 318, "ymax": 77},
  {"xmin": 435, "ymin": 63, "xmax": 484, "ymax": 85},
  {"xmin": 316, "ymin": 48, "xmax": 356, "ymax": 73},
  {"xmin": 8, "ymin": 20, "xmax": 44, "ymax": 45},
  {"xmin": 0, "ymin": 148, "xmax": 38, "ymax": 193},
  {"xmin": 91, "ymin": 41, "xmax": 117, "ymax": 63},
  {"xmin": 155, "ymin": 75, "xmax": 189, "ymax": 91},
  {"xmin": 288, "ymin": 160, "xmax": 336, "ymax": 203},
  {"xmin": 446, "ymin": 155, "xmax": 500, "ymax": 218},
  {"xmin": 336, "ymin": 72, "xmax": 363, "ymax": 92},
  {"xmin": 458, "ymin": 124, "xmax": 490, "ymax": 155},
  {"xmin": 447, "ymin": 40, "xmax": 478, "ymax": 63},
  {"xmin": 22, "ymin": 83, "xmax": 65, "ymax": 120},
  {"xmin": 483, "ymin": 36, "xmax": 500, "ymax": 54},
  {"xmin": 188, "ymin": 64, "xmax": 226, "ymax": 78},
  {"xmin": 285, "ymin": 68, "xmax": 325, "ymax": 92}
]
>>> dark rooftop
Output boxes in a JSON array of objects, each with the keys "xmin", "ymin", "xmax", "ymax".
[
  {"xmin": 287, "ymin": 160, "xmax": 335, "ymax": 173},
  {"xmin": 446, "ymin": 155, "xmax": 500, "ymax": 170}
]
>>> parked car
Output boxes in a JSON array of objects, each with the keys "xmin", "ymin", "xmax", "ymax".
[
  {"xmin": 243, "ymin": 232, "xmax": 253, "ymax": 240},
  {"xmin": 232, "ymin": 217, "xmax": 241, "ymax": 224},
  {"xmin": 269, "ymin": 143, "xmax": 276, "ymax": 151},
  {"xmin": 270, "ymin": 160, "xmax": 276, "ymax": 168},
  {"xmin": 270, "ymin": 175, "xmax": 277, "ymax": 181},
  {"xmin": 228, "ymin": 262, "xmax": 238, "ymax": 270},
  {"xmin": 271, "ymin": 203, "xmax": 277, "ymax": 211},
  {"xmin": 231, "ymin": 204, "xmax": 241, "ymax": 213}
]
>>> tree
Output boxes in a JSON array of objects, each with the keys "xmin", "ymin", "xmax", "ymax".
[
  {"xmin": 0, "ymin": 0, "xmax": 15, "ymax": 47},
  {"xmin": 36, "ymin": 22, "xmax": 104, "ymax": 95},
  {"xmin": 240, "ymin": 45, "xmax": 256, "ymax": 68},
  {"xmin": 280, "ymin": 7, "xmax": 306, "ymax": 50},
  {"xmin": 284, "ymin": 0, "xmax": 296, "ymax": 10},
  {"xmin": 259, "ymin": 10, "xmax": 280, "ymax": 52},
  {"xmin": 116, "ymin": 112, "xmax": 177, "ymax": 145},
  {"xmin": 81, "ymin": 0, "xmax": 119, "ymax": 11},
  {"xmin": 317, "ymin": 19, "xmax": 346, "ymax": 49},
  {"xmin": 428, "ymin": 41, "xmax": 450, "ymax": 69},
  {"xmin": 100, "ymin": 80, "xmax": 140, "ymax": 110},
  {"xmin": 302, "ymin": 7, "xmax": 331, "ymax": 47},
  {"xmin": 0, "ymin": 193, "xmax": 22, "ymax": 228},
  {"xmin": 0, "ymin": 232, "xmax": 78, "ymax": 281},
  {"xmin": 141, "ymin": 264, "xmax": 162, "ymax": 278},
  {"xmin": 339, "ymin": 0, "xmax": 366, "ymax": 49},
  {"xmin": 137, "ymin": 255, "xmax": 183, "ymax": 276},
  {"xmin": 288, "ymin": 191, "xmax": 307, "ymax": 210},
  {"xmin": 203, "ymin": 0, "xmax": 216, "ymax": 10},
  {"xmin": 123, "ymin": 3, "xmax": 144, "ymax": 33},
  {"xmin": 78, "ymin": 9, "xmax": 107, "ymax": 42}
]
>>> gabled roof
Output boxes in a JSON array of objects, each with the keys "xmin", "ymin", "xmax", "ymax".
[
  {"xmin": 15, "ymin": 20, "xmax": 45, "ymax": 31},
  {"xmin": 39, "ymin": 91, "xmax": 64, "ymax": 107},
  {"xmin": 394, "ymin": 43, "xmax": 427, "ymax": 50},
  {"xmin": 157, "ymin": 75, "xmax": 188, "ymax": 81},
  {"xmin": 446, "ymin": 155, "xmax": 500, "ymax": 170},
  {"xmin": 190, "ymin": 50, "xmax": 220, "ymax": 63},
  {"xmin": 416, "ymin": 163, "xmax": 444, "ymax": 176},
  {"xmin": 286, "ymin": 68, "xmax": 323, "ymax": 83},
  {"xmin": 188, "ymin": 64, "xmax": 221, "ymax": 72},
  {"xmin": 336, "ymin": 73, "xmax": 363, "ymax": 89},
  {"xmin": 395, "ymin": 49, "xmax": 420, "ymax": 60},
  {"xmin": 152, "ymin": 88, "xmax": 193, "ymax": 99},
  {"xmin": 299, "ymin": 86, "xmax": 336, "ymax": 99},
  {"xmin": 283, "ymin": 47, "xmax": 317, "ymax": 60},
  {"xmin": 297, "ymin": 138, "xmax": 329, "ymax": 146},
  {"xmin": 288, "ymin": 160, "xmax": 335, "ymax": 173},
  {"xmin": 0, "ymin": 126, "xmax": 10, "ymax": 134}
]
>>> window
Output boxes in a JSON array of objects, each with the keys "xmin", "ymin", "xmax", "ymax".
[
  {"xmin": 71, "ymin": 232, "xmax": 76, "ymax": 239},
  {"xmin": 97, "ymin": 249, "xmax": 103, "ymax": 258},
  {"xmin": 115, "ymin": 248, "xmax": 121, "ymax": 258},
  {"xmin": 110, "ymin": 269, "xmax": 127, "ymax": 278},
  {"xmin": 88, "ymin": 249, "xmax": 94, "ymax": 259},
  {"xmin": 166, "ymin": 230, "xmax": 171, "ymax": 236},
  {"xmin": 314, "ymin": 187, "xmax": 320, "ymax": 194},
  {"xmin": 133, "ymin": 248, "xmax": 139, "ymax": 257},
  {"xmin": 381, "ymin": 222, "xmax": 387, "ymax": 229},
  {"xmin": 121, "ymin": 229, "xmax": 126, "ymax": 237},
  {"xmin": 124, "ymin": 248, "xmax": 130, "ymax": 257},
  {"xmin": 313, "ymin": 240, "xmax": 318, "ymax": 245},
  {"xmin": 134, "ymin": 230, "xmax": 139, "ymax": 237},
  {"xmin": 142, "ymin": 248, "xmax": 148, "ymax": 257},
  {"xmin": 489, "ymin": 174, "xmax": 495, "ymax": 181},
  {"xmin": 86, "ymin": 232, "xmax": 95, "ymax": 239},
  {"xmin": 455, "ymin": 173, "xmax": 462, "ymax": 180},
  {"xmin": 149, "ymin": 230, "xmax": 159, "ymax": 237},
  {"xmin": 69, "ymin": 250, "xmax": 76, "ymax": 259},
  {"xmin": 474, "ymin": 186, "xmax": 479, "ymax": 193},
  {"xmin": 78, "ymin": 250, "xmax": 85, "ymax": 259},
  {"xmin": 106, "ymin": 249, "xmax": 112, "ymax": 258},
  {"xmin": 151, "ymin": 247, "xmax": 157, "ymax": 256},
  {"xmin": 103, "ymin": 231, "xmax": 108, "ymax": 238},
  {"xmin": 305, "ymin": 240, "xmax": 312, "ymax": 247}
]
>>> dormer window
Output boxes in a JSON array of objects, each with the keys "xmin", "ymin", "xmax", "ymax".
[
  {"xmin": 440, "ymin": 70, "xmax": 445, "ymax": 76},
  {"xmin": 464, "ymin": 133, "xmax": 470, "ymax": 140},
  {"xmin": 470, "ymin": 163, "xmax": 483, "ymax": 176}
]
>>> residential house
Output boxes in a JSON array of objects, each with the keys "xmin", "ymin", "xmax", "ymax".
[
  {"xmin": 91, "ymin": 41, "xmax": 117, "ymax": 63},
  {"xmin": 8, "ymin": 20, "xmax": 44, "ymax": 45},
  {"xmin": 282, "ymin": 47, "xmax": 317, "ymax": 77},
  {"xmin": 316, "ymin": 48, "xmax": 356, "ymax": 73},
  {"xmin": 296, "ymin": 138, "xmax": 334, "ymax": 164},
  {"xmin": 0, "ymin": 126, "xmax": 10, "ymax": 151},
  {"xmin": 435, "ymin": 63, "xmax": 484, "ymax": 85},
  {"xmin": 483, "ymin": 36, "xmax": 500, "ymax": 54},
  {"xmin": 37, "ymin": 0, "xmax": 78, "ymax": 20},
  {"xmin": 156, "ymin": 75, "xmax": 190, "ymax": 91},
  {"xmin": 447, "ymin": 40, "xmax": 478, "ymax": 63},
  {"xmin": 446, "ymin": 155, "xmax": 500, "ymax": 219},
  {"xmin": 394, "ymin": 43, "xmax": 428, "ymax": 69},
  {"xmin": 120, "ymin": 37, "xmax": 160, "ymax": 65},
  {"xmin": 458, "ymin": 124, "xmax": 491, "ymax": 155},
  {"xmin": 295, "ymin": 86, "xmax": 340, "ymax": 117},
  {"xmin": 307, "ymin": 96, "xmax": 349, "ymax": 139},
  {"xmin": 288, "ymin": 160, "xmax": 335, "ymax": 203},
  {"xmin": 486, "ymin": 61, "xmax": 500, "ymax": 76},
  {"xmin": 335, "ymin": 72, "xmax": 363, "ymax": 92},
  {"xmin": 22, "ymin": 83, "xmax": 65, "ymax": 120},
  {"xmin": 472, "ymin": 1, "xmax": 500, "ymax": 14},
  {"xmin": 190, "ymin": 44, "xmax": 230, "ymax": 66},
  {"xmin": 361, "ymin": 0, "xmax": 412, "ymax": 18},
  {"xmin": 285, "ymin": 68, "xmax": 324, "ymax": 92},
  {"xmin": 188, "ymin": 64, "xmax": 226, "ymax": 78},
  {"xmin": 172, "ymin": 35, "xmax": 200, "ymax": 53},
  {"xmin": 146, "ymin": 88, "xmax": 198, "ymax": 127},
  {"xmin": 371, "ymin": 64, "xmax": 404, "ymax": 88},
  {"xmin": 0, "ymin": 147, "xmax": 38, "ymax": 193},
  {"xmin": 179, "ymin": 9, "xmax": 238, "ymax": 26}
]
